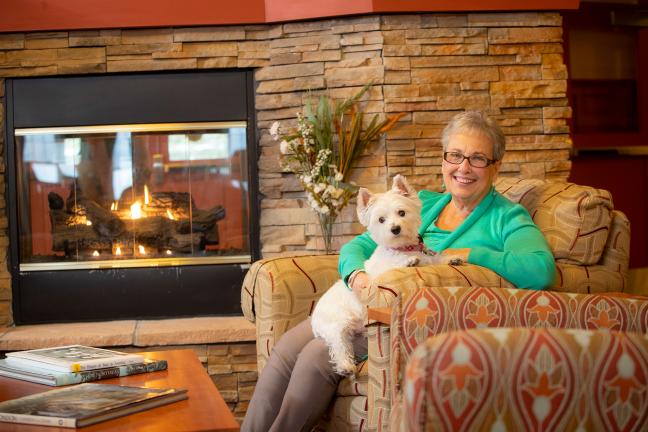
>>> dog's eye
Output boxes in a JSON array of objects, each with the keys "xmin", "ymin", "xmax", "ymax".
[
  {"xmin": 398, "ymin": 210, "xmax": 406, "ymax": 217},
  {"xmin": 378, "ymin": 217, "xmax": 385, "ymax": 223}
]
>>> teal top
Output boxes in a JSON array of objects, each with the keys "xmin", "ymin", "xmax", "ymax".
[{"xmin": 339, "ymin": 187, "xmax": 556, "ymax": 290}]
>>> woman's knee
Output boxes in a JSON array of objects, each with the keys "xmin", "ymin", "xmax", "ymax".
[
  {"xmin": 268, "ymin": 320, "xmax": 315, "ymax": 372},
  {"xmin": 295, "ymin": 339, "xmax": 339, "ymax": 386}
]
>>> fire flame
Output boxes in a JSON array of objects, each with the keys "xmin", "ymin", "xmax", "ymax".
[
  {"xmin": 138, "ymin": 245, "xmax": 146, "ymax": 255},
  {"xmin": 111, "ymin": 201, "xmax": 118, "ymax": 211},
  {"xmin": 115, "ymin": 247, "xmax": 122, "ymax": 256},
  {"xmin": 92, "ymin": 250, "xmax": 99, "ymax": 257},
  {"xmin": 130, "ymin": 201, "xmax": 142, "ymax": 219},
  {"xmin": 166, "ymin": 210, "xmax": 175, "ymax": 220},
  {"xmin": 144, "ymin": 185, "xmax": 150, "ymax": 205},
  {"xmin": 166, "ymin": 250, "xmax": 172, "ymax": 255}
]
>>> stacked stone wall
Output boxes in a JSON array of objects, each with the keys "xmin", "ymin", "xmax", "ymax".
[{"xmin": 0, "ymin": 11, "xmax": 570, "ymax": 316}]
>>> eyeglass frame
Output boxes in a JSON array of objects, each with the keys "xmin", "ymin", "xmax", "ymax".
[{"xmin": 443, "ymin": 151, "xmax": 498, "ymax": 168}]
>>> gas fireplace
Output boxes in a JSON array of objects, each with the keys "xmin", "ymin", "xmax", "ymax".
[{"xmin": 5, "ymin": 71, "xmax": 259, "ymax": 324}]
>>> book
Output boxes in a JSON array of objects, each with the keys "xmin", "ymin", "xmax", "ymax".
[
  {"xmin": 0, "ymin": 383, "xmax": 188, "ymax": 428},
  {"xmin": 0, "ymin": 357, "xmax": 168, "ymax": 386},
  {"xmin": 5, "ymin": 345, "xmax": 145, "ymax": 373}
]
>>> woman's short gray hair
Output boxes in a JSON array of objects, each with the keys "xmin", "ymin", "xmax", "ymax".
[{"xmin": 441, "ymin": 110, "xmax": 506, "ymax": 161}]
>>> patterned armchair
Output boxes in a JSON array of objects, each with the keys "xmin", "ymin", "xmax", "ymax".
[
  {"xmin": 391, "ymin": 286, "xmax": 648, "ymax": 431},
  {"xmin": 240, "ymin": 177, "xmax": 631, "ymax": 431},
  {"xmin": 402, "ymin": 327, "xmax": 648, "ymax": 431}
]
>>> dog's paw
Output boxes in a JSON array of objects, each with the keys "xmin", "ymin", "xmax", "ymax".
[
  {"xmin": 335, "ymin": 360, "xmax": 357, "ymax": 377},
  {"xmin": 448, "ymin": 258, "xmax": 463, "ymax": 266},
  {"xmin": 406, "ymin": 256, "xmax": 420, "ymax": 267}
]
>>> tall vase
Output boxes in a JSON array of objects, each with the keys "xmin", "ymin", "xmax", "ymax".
[{"xmin": 318, "ymin": 213, "xmax": 335, "ymax": 254}]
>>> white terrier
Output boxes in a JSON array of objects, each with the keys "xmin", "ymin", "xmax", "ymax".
[{"xmin": 311, "ymin": 175, "xmax": 462, "ymax": 375}]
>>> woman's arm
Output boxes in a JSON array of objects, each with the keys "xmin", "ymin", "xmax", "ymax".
[
  {"xmin": 465, "ymin": 206, "xmax": 556, "ymax": 290},
  {"xmin": 338, "ymin": 231, "xmax": 377, "ymax": 283}
]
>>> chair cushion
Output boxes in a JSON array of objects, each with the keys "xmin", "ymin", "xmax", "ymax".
[{"xmin": 496, "ymin": 177, "xmax": 613, "ymax": 265}]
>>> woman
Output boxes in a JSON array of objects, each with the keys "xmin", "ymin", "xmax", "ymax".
[
  {"xmin": 242, "ymin": 110, "xmax": 555, "ymax": 432},
  {"xmin": 340, "ymin": 110, "xmax": 555, "ymax": 294}
]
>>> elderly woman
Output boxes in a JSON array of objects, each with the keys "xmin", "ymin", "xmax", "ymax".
[
  {"xmin": 242, "ymin": 110, "xmax": 555, "ymax": 432},
  {"xmin": 341, "ymin": 109, "xmax": 556, "ymax": 294}
]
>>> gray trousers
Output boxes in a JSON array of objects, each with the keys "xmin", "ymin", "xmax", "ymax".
[{"xmin": 241, "ymin": 318, "xmax": 367, "ymax": 432}]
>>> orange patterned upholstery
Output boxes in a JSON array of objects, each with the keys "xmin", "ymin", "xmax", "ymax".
[
  {"xmin": 390, "ymin": 286, "xmax": 648, "ymax": 431},
  {"xmin": 240, "ymin": 178, "xmax": 631, "ymax": 431},
  {"xmin": 402, "ymin": 328, "xmax": 648, "ymax": 431}
]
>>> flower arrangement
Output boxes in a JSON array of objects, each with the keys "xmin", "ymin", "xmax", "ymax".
[{"xmin": 270, "ymin": 84, "xmax": 404, "ymax": 253}]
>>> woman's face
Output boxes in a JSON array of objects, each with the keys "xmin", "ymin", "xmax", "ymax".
[{"xmin": 442, "ymin": 132, "xmax": 501, "ymax": 209}]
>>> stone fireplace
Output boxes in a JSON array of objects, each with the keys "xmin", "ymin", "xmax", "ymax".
[
  {"xmin": 0, "ymin": 11, "xmax": 571, "ymax": 326},
  {"xmin": 5, "ymin": 70, "xmax": 258, "ymax": 323}
]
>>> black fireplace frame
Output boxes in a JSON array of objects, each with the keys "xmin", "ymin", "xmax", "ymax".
[{"xmin": 3, "ymin": 70, "xmax": 260, "ymax": 324}]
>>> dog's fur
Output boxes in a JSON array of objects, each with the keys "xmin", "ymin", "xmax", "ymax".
[{"xmin": 311, "ymin": 175, "xmax": 461, "ymax": 375}]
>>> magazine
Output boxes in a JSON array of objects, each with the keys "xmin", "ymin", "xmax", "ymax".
[
  {"xmin": 5, "ymin": 345, "xmax": 145, "ymax": 372},
  {"xmin": 0, "ymin": 383, "xmax": 188, "ymax": 428},
  {"xmin": 0, "ymin": 358, "xmax": 168, "ymax": 386}
]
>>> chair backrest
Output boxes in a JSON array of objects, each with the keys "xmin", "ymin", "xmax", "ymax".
[
  {"xmin": 494, "ymin": 177, "xmax": 628, "ymax": 267},
  {"xmin": 402, "ymin": 327, "xmax": 648, "ymax": 432}
]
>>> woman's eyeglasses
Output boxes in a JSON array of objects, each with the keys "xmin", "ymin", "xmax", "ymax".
[{"xmin": 443, "ymin": 151, "xmax": 498, "ymax": 168}]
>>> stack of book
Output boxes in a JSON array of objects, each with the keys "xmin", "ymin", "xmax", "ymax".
[{"xmin": 0, "ymin": 345, "xmax": 168, "ymax": 386}]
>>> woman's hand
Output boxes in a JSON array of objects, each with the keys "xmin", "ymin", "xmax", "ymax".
[{"xmin": 349, "ymin": 271, "xmax": 370, "ymax": 299}]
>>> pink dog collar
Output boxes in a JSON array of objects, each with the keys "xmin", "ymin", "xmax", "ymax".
[
  {"xmin": 390, "ymin": 242, "xmax": 426, "ymax": 252},
  {"xmin": 389, "ymin": 235, "xmax": 437, "ymax": 256}
]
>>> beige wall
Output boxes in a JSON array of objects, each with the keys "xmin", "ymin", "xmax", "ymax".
[{"xmin": 0, "ymin": 12, "xmax": 571, "ymax": 325}]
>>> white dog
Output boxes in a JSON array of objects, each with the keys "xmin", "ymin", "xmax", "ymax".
[{"xmin": 311, "ymin": 175, "xmax": 462, "ymax": 375}]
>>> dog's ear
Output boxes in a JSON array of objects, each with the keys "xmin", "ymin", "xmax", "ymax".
[
  {"xmin": 391, "ymin": 174, "xmax": 417, "ymax": 198},
  {"xmin": 356, "ymin": 188, "xmax": 373, "ymax": 226}
]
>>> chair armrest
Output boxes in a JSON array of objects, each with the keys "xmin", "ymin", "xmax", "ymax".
[
  {"xmin": 241, "ymin": 254, "xmax": 339, "ymax": 372},
  {"xmin": 364, "ymin": 263, "xmax": 509, "ymax": 321},
  {"xmin": 552, "ymin": 262, "xmax": 626, "ymax": 293},
  {"xmin": 363, "ymin": 263, "xmax": 508, "ymax": 431}
]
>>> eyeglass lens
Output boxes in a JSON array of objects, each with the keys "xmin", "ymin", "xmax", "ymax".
[{"xmin": 444, "ymin": 152, "xmax": 491, "ymax": 168}]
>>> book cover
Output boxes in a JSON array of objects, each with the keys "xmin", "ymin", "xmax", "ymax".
[
  {"xmin": 5, "ymin": 345, "xmax": 145, "ymax": 372},
  {"xmin": 0, "ymin": 358, "xmax": 168, "ymax": 386},
  {"xmin": 0, "ymin": 383, "xmax": 188, "ymax": 428}
]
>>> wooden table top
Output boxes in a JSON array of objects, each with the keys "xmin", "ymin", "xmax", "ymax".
[{"xmin": 0, "ymin": 349, "xmax": 240, "ymax": 432}]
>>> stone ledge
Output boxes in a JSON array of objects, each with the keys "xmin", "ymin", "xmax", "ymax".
[{"xmin": 0, "ymin": 316, "xmax": 255, "ymax": 351}]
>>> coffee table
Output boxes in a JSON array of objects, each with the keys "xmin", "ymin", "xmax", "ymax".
[{"xmin": 0, "ymin": 349, "xmax": 240, "ymax": 431}]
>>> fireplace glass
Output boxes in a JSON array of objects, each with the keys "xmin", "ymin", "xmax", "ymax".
[{"xmin": 15, "ymin": 122, "xmax": 250, "ymax": 271}]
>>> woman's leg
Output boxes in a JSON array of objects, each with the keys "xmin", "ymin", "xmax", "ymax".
[
  {"xmin": 243, "ymin": 319, "xmax": 369, "ymax": 432},
  {"xmin": 269, "ymin": 331, "xmax": 368, "ymax": 432},
  {"xmin": 241, "ymin": 319, "xmax": 316, "ymax": 432},
  {"xmin": 269, "ymin": 336, "xmax": 340, "ymax": 432}
]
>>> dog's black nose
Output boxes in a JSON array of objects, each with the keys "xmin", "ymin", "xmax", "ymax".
[{"xmin": 391, "ymin": 226, "xmax": 401, "ymax": 235}]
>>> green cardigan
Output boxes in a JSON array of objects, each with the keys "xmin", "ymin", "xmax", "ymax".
[{"xmin": 338, "ymin": 187, "xmax": 556, "ymax": 290}]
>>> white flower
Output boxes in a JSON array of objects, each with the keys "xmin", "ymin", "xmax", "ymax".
[
  {"xmin": 335, "ymin": 172, "xmax": 343, "ymax": 182},
  {"xmin": 279, "ymin": 140, "xmax": 291, "ymax": 154},
  {"xmin": 269, "ymin": 122, "xmax": 280, "ymax": 140}
]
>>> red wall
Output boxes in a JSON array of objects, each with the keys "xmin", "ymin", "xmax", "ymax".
[{"xmin": 1, "ymin": 0, "xmax": 579, "ymax": 33}]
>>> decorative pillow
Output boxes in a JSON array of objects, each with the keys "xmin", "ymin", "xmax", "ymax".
[{"xmin": 496, "ymin": 177, "xmax": 613, "ymax": 265}]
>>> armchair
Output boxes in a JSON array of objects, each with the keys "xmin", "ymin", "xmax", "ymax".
[
  {"xmin": 241, "ymin": 177, "xmax": 630, "ymax": 431},
  {"xmin": 390, "ymin": 286, "xmax": 648, "ymax": 431},
  {"xmin": 402, "ymin": 327, "xmax": 648, "ymax": 431}
]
